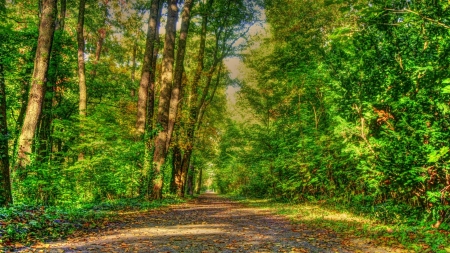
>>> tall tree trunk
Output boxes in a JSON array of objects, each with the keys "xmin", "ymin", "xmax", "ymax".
[
  {"xmin": 136, "ymin": 0, "xmax": 161, "ymax": 135},
  {"xmin": 0, "ymin": 64, "xmax": 12, "ymax": 206},
  {"xmin": 12, "ymin": 81, "xmax": 30, "ymax": 166},
  {"xmin": 147, "ymin": 5, "xmax": 162, "ymax": 132},
  {"xmin": 152, "ymin": 0, "xmax": 178, "ymax": 200},
  {"xmin": 171, "ymin": 1, "xmax": 211, "ymax": 196},
  {"xmin": 166, "ymin": 0, "xmax": 194, "ymax": 150},
  {"xmin": 138, "ymin": 0, "xmax": 162, "ymax": 199},
  {"xmin": 77, "ymin": 0, "xmax": 87, "ymax": 117},
  {"xmin": 166, "ymin": 0, "xmax": 194, "ymax": 196},
  {"xmin": 37, "ymin": 0, "xmax": 66, "ymax": 162},
  {"xmin": 180, "ymin": 15, "xmax": 225, "ymax": 190},
  {"xmin": 17, "ymin": 0, "xmax": 57, "ymax": 169}
]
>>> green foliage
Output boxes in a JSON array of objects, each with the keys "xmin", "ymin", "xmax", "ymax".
[
  {"xmin": 233, "ymin": 195, "xmax": 450, "ymax": 252},
  {"xmin": 13, "ymin": 103, "xmax": 143, "ymax": 205},
  {"xmin": 215, "ymin": 1, "xmax": 450, "ymax": 246},
  {"xmin": 0, "ymin": 196, "xmax": 184, "ymax": 249}
]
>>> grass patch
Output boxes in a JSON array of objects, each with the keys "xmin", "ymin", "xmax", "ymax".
[
  {"xmin": 227, "ymin": 195, "xmax": 450, "ymax": 253},
  {"xmin": 0, "ymin": 196, "xmax": 185, "ymax": 250}
]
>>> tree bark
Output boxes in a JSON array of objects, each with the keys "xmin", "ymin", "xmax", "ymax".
[
  {"xmin": 76, "ymin": 0, "xmax": 86, "ymax": 161},
  {"xmin": 197, "ymin": 63, "xmax": 223, "ymax": 128},
  {"xmin": 187, "ymin": 163, "xmax": 195, "ymax": 196},
  {"xmin": 58, "ymin": 0, "xmax": 66, "ymax": 30},
  {"xmin": 0, "ymin": 64, "xmax": 12, "ymax": 206},
  {"xmin": 37, "ymin": 0, "xmax": 66, "ymax": 162},
  {"xmin": 147, "ymin": 4, "xmax": 162, "ymax": 132},
  {"xmin": 136, "ymin": 0, "xmax": 161, "ymax": 135},
  {"xmin": 166, "ymin": 0, "xmax": 194, "ymax": 150},
  {"xmin": 180, "ymin": 150, "xmax": 191, "ymax": 197},
  {"xmin": 12, "ymin": 81, "xmax": 30, "ymax": 166},
  {"xmin": 138, "ymin": 0, "xmax": 162, "ymax": 199},
  {"xmin": 91, "ymin": 3, "xmax": 108, "ymax": 80},
  {"xmin": 77, "ymin": 0, "xmax": 87, "ymax": 117},
  {"xmin": 90, "ymin": 28, "xmax": 106, "ymax": 80},
  {"xmin": 171, "ymin": 0, "xmax": 211, "ymax": 196},
  {"xmin": 196, "ymin": 165, "xmax": 203, "ymax": 194},
  {"xmin": 180, "ymin": 5, "xmax": 227, "ymax": 190},
  {"xmin": 170, "ymin": 145, "xmax": 182, "ymax": 194},
  {"xmin": 130, "ymin": 41, "xmax": 137, "ymax": 97},
  {"xmin": 17, "ymin": 0, "xmax": 57, "ymax": 169},
  {"xmin": 151, "ymin": 0, "xmax": 178, "ymax": 200}
]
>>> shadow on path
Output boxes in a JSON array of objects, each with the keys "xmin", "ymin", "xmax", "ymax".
[{"xmin": 20, "ymin": 193, "xmax": 395, "ymax": 252}]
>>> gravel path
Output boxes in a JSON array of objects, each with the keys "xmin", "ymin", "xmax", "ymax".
[{"xmin": 22, "ymin": 193, "xmax": 396, "ymax": 252}]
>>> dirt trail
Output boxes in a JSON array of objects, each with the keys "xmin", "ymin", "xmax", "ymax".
[{"xmin": 22, "ymin": 193, "xmax": 395, "ymax": 252}]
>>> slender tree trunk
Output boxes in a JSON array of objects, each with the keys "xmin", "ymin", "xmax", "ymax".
[
  {"xmin": 136, "ymin": 0, "xmax": 161, "ymax": 135},
  {"xmin": 59, "ymin": 0, "xmax": 66, "ymax": 30},
  {"xmin": 152, "ymin": 0, "xmax": 178, "ymax": 200},
  {"xmin": 179, "ymin": 150, "xmax": 191, "ymax": 197},
  {"xmin": 91, "ymin": 3, "xmax": 107, "ymax": 80},
  {"xmin": 166, "ymin": 0, "xmax": 194, "ymax": 150},
  {"xmin": 197, "ymin": 63, "xmax": 223, "ymax": 128},
  {"xmin": 196, "ymin": 166, "xmax": 203, "ymax": 194},
  {"xmin": 76, "ymin": 0, "xmax": 86, "ymax": 161},
  {"xmin": 17, "ymin": 0, "xmax": 57, "ymax": 169},
  {"xmin": 90, "ymin": 28, "xmax": 106, "ymax": 80},
  {"xmin": 170, "ymin": 145, "xmax": 182, "ymax": 194},
  {"xmin": 171, "ymin": 1, "xmax": 211, "ymax": 195},
  {"xmin": 130, "ymin": 41, "xmax": 137, "ymax": 97},
  {"xmin": 77, "ymin": 0, "xmax": 86, "ymax": 117},
  {"xmin": 188, "ymin": 4, "xmax": 208, "ymax": 128},
  {"xmin": 140, "ymin": 18, "xmax": 162, "ymax": 199},
  {"xmin": 187, "ymin": 163, "xmax": 194, "ymax": 196},
  {"xmin": 180, "ymin": 20, "xmax": 224, "ymax": 191},
  {"xmin": 0, "ymin": 64, "xmax": 12, "ymax": 206}
]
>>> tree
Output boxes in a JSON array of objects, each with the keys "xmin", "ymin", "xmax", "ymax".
[
  {"xmin": 176, "ymin": 0, "xmax": 256, "ymax": 196},
  {"xmin": 135, "ymin": 0, "xmax": 162, "ymax": 135},
  {"xmin": 171, "ymin": 0, "xmax": 211, "ymax": 197},
  {"xmin": 0, "ymin": 63, "xmax": 12, "ymax": 206},
  {"xmin": 0, "ymin": 0, "xmax": 11, "ymax": 207},
  {"xmin": 77, "ymin": 0, "xmax": 87, "ymax": 117},
  {"xmin": 137, "ymin": 0, "xmax": 163, "ymax": 198},
  {"xmin": 152, "ymin": 0, "xmax": 179, "ymax": 199},
  {"xmin": 166, "ymin": 0, "xmax": 194, "ymax": 150},
  {"xmin": 37, "ymin": 0, "xmax": 67, "ymax": 162},
  {"xmin": 17, "ymin": 0, "xmax": 58, "ymax": 169}
]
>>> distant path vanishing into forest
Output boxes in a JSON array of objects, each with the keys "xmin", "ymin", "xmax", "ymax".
[{"xmin": 22, "ymin": 193, "xmax": 400, "ymax": 253}]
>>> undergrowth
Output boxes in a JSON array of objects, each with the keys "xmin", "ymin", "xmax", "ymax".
[
  {"xmin": 0, "ymin": 196, "xmax": 184, "ymax": 250},
  {"xmin": 228, "ymin": 194, "xmax": 450, "ymax": 253}
]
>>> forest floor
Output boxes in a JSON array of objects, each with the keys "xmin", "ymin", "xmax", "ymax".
[{"xmin": 12, "ymin": 193, "xmax": 408, "ymax": 253}]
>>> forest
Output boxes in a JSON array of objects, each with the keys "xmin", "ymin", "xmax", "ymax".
[{"xmin": 1, "ymin": 0, "xmax": 450, "ymax": 251}]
